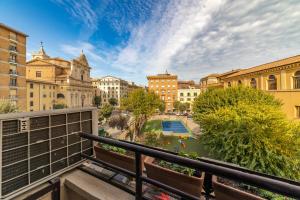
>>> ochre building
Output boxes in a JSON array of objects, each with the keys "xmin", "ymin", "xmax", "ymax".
[
  {"xmin": 26, "ymin": 45, "xmax": 93, "ymax": 111},
  {"xmin": 201, "ymin": 55, "xmax": 300, "ymax": 120},
  {"xmin": 147, "ymin": 71, "xmax": 178, "ymax": 112},
  {"xmin": 0, "ymin": 23, "xmax": 27, "ymax": 111}
]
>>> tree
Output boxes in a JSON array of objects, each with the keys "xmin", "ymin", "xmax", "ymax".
[
  {"xmin": 108, "ymin": 114, "xmax": 129, "ymax": 130},
  {"xmin": 53, "ymin": 104, "xmax": 67, "ymax": 109},
  {"xmin": 98, "ymin": 104, "xmax": 113, "ymax": 122},
  {"xmin": 121, "ymin": 88, "xmax": 161, "ymax": 139},
  {"xmin": 93, "ymin": 96, "xmax": 101, "ymax": 107},
  {"xmin": 174, "ymin": 101, "xmax": 181, "ymax": 112},
  {"xmin": 108, "ymin": 98, "xmax": 118, "ymax": 106},
  {"xmin": 0, "ymin": 100, "xmax": 18, "ymax": 114},
  {"xmin": 178, "ymin": 103, "xmax": 186, "ymax": 113},
  {"xmin": 158, "ymin": 101, "xmax": 165, "ymax": 113},
  {"xmin": 144, "ymin": 131, "xmax": 161, "ymax": 147},
  {"xmin": 184, "ymin": 102, "xmax": 190, "ymax": 111},
  {"xmin": 193, "ymin": 87, "xmax": 300, "ymax": 180}
]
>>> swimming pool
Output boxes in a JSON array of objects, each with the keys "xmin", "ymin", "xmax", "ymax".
[{"xmin": 162, "ymin": 120, "xmax": 188, "ymax": 133}]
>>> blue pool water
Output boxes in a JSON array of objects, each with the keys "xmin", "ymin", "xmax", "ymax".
[{"xmin": 162, "ymin": 121, "xmax": 188, "ymax": 133}]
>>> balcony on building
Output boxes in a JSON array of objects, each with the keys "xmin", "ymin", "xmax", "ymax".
[
  {"xmin": 0, "ymin": 108, "xmax": 298, "ymax": 200},
  {"xmin": 9, "ymin": 45, "xmax": 18, "ymax": 54},
  {"xmin": 9, "ymin": 69, "xmax": 18, "ymax": 77},
  {"xmin": 9, "ymin": 33, "xmax": 17, "ymax": 42},
  {"xmin": 8, "ymin": 95, "xmax": 18, "ymax": 101}
]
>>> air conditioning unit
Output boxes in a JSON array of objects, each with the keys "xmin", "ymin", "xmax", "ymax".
[{"xmin": 0, "ymin": 108, "xmax": 96, "ymax": 199}]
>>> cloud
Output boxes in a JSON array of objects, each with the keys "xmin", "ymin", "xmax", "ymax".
[{"xmin": 58, "ymin": 0, "xmax": 300, "ymax": 84}]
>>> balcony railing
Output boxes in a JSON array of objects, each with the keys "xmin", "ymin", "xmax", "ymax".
[
  {"xmin": 79, "ymin": 132, "xmax": 300, "ymax": 200},
  {"xmin": 9, "ymin": 70, "xmax": 18, "ymax": 76}
]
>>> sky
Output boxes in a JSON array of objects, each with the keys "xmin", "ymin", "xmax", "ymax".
[{"xmin": 1, "ymin": 0, "xmax": 300, "ymax": 85}]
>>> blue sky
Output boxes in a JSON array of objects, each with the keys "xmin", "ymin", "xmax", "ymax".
[{"xmin": 1, "ymin": 0, "xmax": 300, "ymax": 85}]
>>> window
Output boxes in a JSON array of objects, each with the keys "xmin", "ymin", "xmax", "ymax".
[
  {"xmin": 296, "ymin": 106, "xmax": 300, "ymax": 118},
  {"xmin": 187, "ymin": 98, "xmax": 191, "ymax": 101},
  {"xmin": 43, "ymin": 94, "xmax": 47, "ymax": 98},
  {"xmin": 180, "ymin": 93, "xmax": 183, "ymax": 96},
  {"xmin": 268, "ymin": 75, "xmax": 277, "ymax": 90},
  {"xmin": 238, "ymin": 80, "xmax": 242, "ymax": 85},
  {"xmin": 9, "ymin": 53, "xmax": 17, "ymax": 63},
  {"xmin": 293, "ymin": 71, "xmax": 300, "ymax": 89},
  {"xmin": 9, "ymin": 44, "xmax": 17, "ymax": 52},
  {"xmin": 10, "ymin": 78, "xmax": 17, "ymax": 86},
  {"xmin": 43, "ymin": 84, "xmax": 45, "ymax": 89},
  {"xmin": 194, "ymin": 92, "xmax": 197, "ymax": 96},
  {"xmin": 30, "ymin": 83, "xmax": 34, "ymax": 89},
  {"xmin": 228, "ymin": 82, "xmax": 231, "ymax": 87},
  {"xmin": 30, "ymin": 101, "xmax": 33, "ymax": 106},
  {"xmin": 187, "ymin": 93, "xmax": 190, "ymax": 97},
  {"xmin": 180, "ymin": 98, "xmax": 184, "ymax": 101},
  {"xmin": 30, "ymin": 92, "xmax": 33, "ymax": 98},
  {"xmin": 57, "ymin": 93, "xmax": 65, "ymax": 98},
  {"xmin": 250, "ymin": 78, "xmax": 257, "ymax": 89},
  {"xmin": 36, "ymin": 71, "xmax": 41, "ymax": 78},
  {"xmin": 43, "ymin": 105, "xmax": 46, "ymax": 110}
]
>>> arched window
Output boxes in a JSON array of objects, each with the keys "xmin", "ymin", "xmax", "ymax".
[
  {"xmin": 294, "ymin": 71, "xmax": 300, "ymax": 89},
  {"xmin": 268, "ymin": 75, "xmax": 277, "ymax": 90},
  {"xmin": 238, "ymin": 80, "xmax": 242, "ymax": 85},
  {"xmin": 228, "ymin": 82, "xmax": 231, "ymax": 87},
  {"xmin": 57, "ymin": 93, "xmax": 65, "ymax": 99},
  {"xmin": 250, "ymin": 78, "xmax": 257, "ymax": 89}
]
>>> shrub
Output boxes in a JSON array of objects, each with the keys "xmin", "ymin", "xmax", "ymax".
[
  {"xmin": 0, "ymin": 100, "xmax": 18, "ymax": 114},
  {"xmin": 53, "ymin": 104, "xmax": 67, "ymax": 109},
  {"xmin": 196, "ymin": 96, "xmax": 300, "ymax": 180},
  {"xmin": 108, "ymin": 114, "xmax": 129, "ymax": 130},
  {"xmin": 144, "ymin": 131, "xmax": 162, "ymax": 147}
]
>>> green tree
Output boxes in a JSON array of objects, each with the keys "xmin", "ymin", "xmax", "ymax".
[
  {"xmin": 53, "ymin": 104, "xmax": 67, "ymax": 109},
  {"xmin": 108, "ymin": 97, "xmax": 118, "ymax": 106},
  {"xmin": 158, "ymin": 101, "xmax": 166, "ymax": 113},
  {"xmin": 178, "ymin": 103, "xmax": 186, "ymax": 113},
  {"xmin": 121, "ymin": 88, "xmax": 161, "ymax": 139},
  {"xmin": 99, "ymin": 104, "xmax": 113, "ymax": 122},
  {"xmin": 93, "ymin": 96, "xmax": 101, "ymax": 107},
  {"xmin": 144, "ymin": 131, "xmax": 161, "ymax": 147},
  {"xmin": 0, "ymin": 100, "xmax": 18, "ymax": 114},
  {"xmin": 193, "ymin": 87, "xmax": 300, "ymax": 180},
  {"xmin": 174, "ymin": 100, "xmax": 181, "ymax": 112}
]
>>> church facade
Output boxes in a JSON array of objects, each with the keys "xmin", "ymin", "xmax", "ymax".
[{"xmin": 26, "ymin": 44, "xmax": 93, "ymax": 111}]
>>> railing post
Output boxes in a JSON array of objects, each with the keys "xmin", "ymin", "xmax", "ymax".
[
  {"xmin": 135, "ymin": 152, "xmax": 143, "ymax": 199},
  {"xmin": 50, "ymin": 177, "xmax": 60, "ymax": 200},
  {"xmin": 203, "ymin": 173, "xmax": 213, "ymax": 200}
]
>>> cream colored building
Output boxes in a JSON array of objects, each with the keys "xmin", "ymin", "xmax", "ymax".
[
  {"xmin": 27, "ymin": 79, "xmax": 57, "ymax": 111},
  {"xmin": 147, "ymin": 72, "xmax": 178, "ymax": 112},
  {"xmin": 178, "ymin": 81, "xmax": 200, "ymax": 111},
  {"xmin": 92, "ymin": 76, "xmax": 132, "ymax": 106},
  {"xmin": 211, "ymin": 55, "xmax": 300, "ymax": 120},
  {"xmin": 26, "ymin": 44, "xmax": 93, "ymax": 111},
  {"xmin": 0, "ymin": 23, "xmax": 27, "ymax": 111}
]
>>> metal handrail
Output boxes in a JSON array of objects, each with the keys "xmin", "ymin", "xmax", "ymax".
[{"xmin": 79, "ymin": 132, "xmax": 300, "ymax": 199}]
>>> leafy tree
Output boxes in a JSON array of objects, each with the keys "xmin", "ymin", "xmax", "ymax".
[
  {"xmin": 93, "ymin": 96, "xmax": 101, "ymax": 107},
  {"xmin": 108, "ymin": 114, "xmax": 129, "ymax": 130},
  {"xmin": 193, "ymin": 87, "xmax": 300, "ymax": 180},
  {"xmin": 184, "ymin": 102, "xmax": 190, "ymax": 110},
  {"xmin": 99, "ymin": 104, "xmax": 113, "ymax": 122},
  {"xmin": 174, "ymin": 100, "xmax": 181, "ymax": 112},
  {"xmin": 178, "ymin": 103, "xmax": 186, "ymax": 113},
  {"xmin": 121, "ymin": 88, "xmax": 161, "ymax": 139},
  {"xmin": 0, "ymin": 100, "xmax": 18, "ymax": 114},
  {"xmin": 158, "ymin": 101, "xmax": 165, "ymax": 113},
  {"xmin": 108, "ymin": 97, "xmax": 118, "ymax": 106},
  {"xmin": 53, "ymin": 104, "xmax": 67, "ymax": 109}
]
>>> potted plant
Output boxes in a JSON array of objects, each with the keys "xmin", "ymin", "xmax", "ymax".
[
  {"xmin": 212, "ymin": 176, "xmax": 264, "ymax": 200},
  {"xmin": 94, "ymin": 144, "xmax": 151, "ymax": 173},
  {"xmin": 144, "ymin": 152, "xmax": 204, "ymax": 198}
]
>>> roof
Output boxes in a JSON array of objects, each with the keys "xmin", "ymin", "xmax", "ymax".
[
  {"xmin": 147, "ymin": 73, "xmax": 177, "ymax": 79},
  {"xmin": 225, "ymin": 54, "xmax": 300, "ymax": 78},
  {"xmin": 0, "ymin": 23, "xmax": 28, "ymax": 37}
]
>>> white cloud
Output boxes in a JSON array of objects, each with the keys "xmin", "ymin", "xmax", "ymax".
[{"xmin": 59, "ymin": 0, "xmax": 300, "ymax": 84}]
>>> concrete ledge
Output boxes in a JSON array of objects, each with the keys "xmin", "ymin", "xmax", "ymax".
[{"xmin": 64, "ymin": 170, "xmax": 134, "ymax": 200}]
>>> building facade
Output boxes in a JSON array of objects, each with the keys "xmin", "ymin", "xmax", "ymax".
[
  {"xmin": 219, "ymin": 55, "xmax": 300, "ymax": 120},
  {"xmin": 0, "ymin": 23, "xmax": 27, "ymax": 111},
  {"xmin": 92, "ymin": 76, "xmax": 131, "ymax": 106},
  {"xmin": 26, "ymin": 79, "xmax": 57, "ymax": 111},
  {"xmin": 178, "ymin": 81, "xmax": 200, "ymax": 111},
  {"xmin": 26, "ymin": 45, "xmax": 93, "ymax": 111},
  {"xmin": 147, "ymin": 72, "xmax": 178, "ymax": 112}
]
